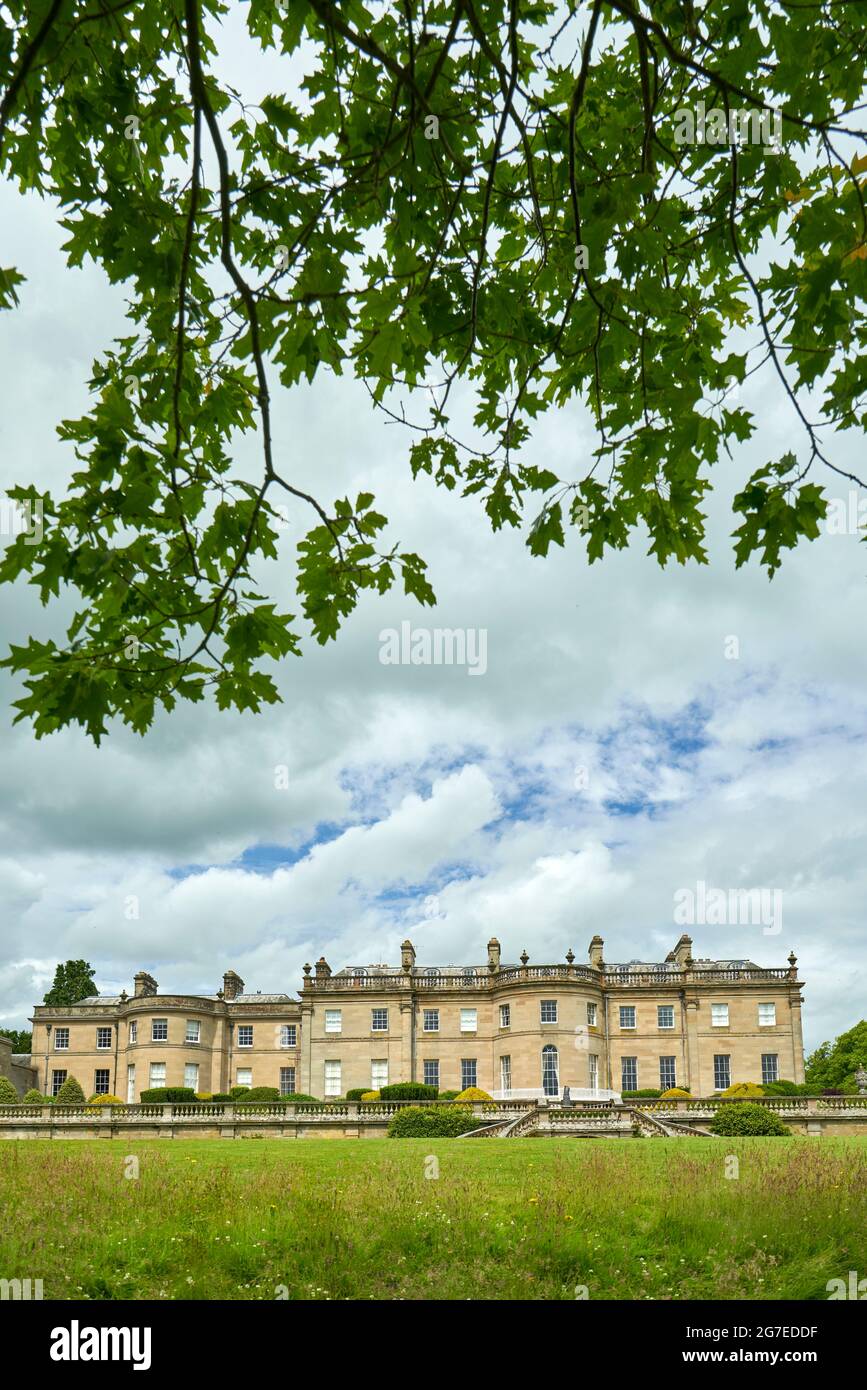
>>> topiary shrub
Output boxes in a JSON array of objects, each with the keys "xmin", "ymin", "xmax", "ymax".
[
  {"xmin": 623, "ymin": 1089, "xmax": 662, "ymax": 1098},
  {"xmin": 0, "ymin": 1077, "xmax": 19, "ymax": 1104},
  {"xmin": 21, "ymin": 1088, "xmax": 47, "ymax": 1105},
  {"xmin": 659, "ymin": 1087, "xmax": 691, "ymax": 1099},
  {"xmin": 195, "ymin": 1092, "xmax": 213, "ymax": 1101},
  {"xmin": 87, "ymin": 1094, "xmax": 123, "ymax": 1105},
  {"xmin": 453, "ymin": 1086, "xmax": 493, "ymax": 1103},
  {"xmin": 387, "ymin": 1105, "xmax": 479, "ymax": 1138},
  {"xmin": 722, "ymin": 1081, "xmax": 765, "ymax": 1098},
  {"xmin": 234, "ymin": 1086, "xmax": 280, "ymax": 1103},
  {"xmin": 345, "ymin": 1088, "xmax": 370, "ymax": 1101},
  {"xmin": 379, "ymin": 1082, "xmax": 438, "ymax": 1101},
  {"xmin": 277, "ymin": 1093, "xmax": 318, "ymax": 1104},
  {"xmin": 359, "ymin": 1090, "xmax": 380, "ymax": 1102},
  {"xmin": 54, "ymin": 1076, "xmax": 86, "ymax": 1105},
  {"xmin": 710, "ymin": 1102, "xmax": 791, "ymax": 1136},
  {"xmin": 230, "ymin": 1085, "xmax": 251, "ymax": 1099},
  {"xmin": 139, "ymin": 1087, "xmax": 198, "ymax": 1104}
]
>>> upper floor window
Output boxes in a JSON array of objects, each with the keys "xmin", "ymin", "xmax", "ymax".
[
  {"xmin": 324, "ymin": 1010, "xmax": 342, "ymax": 1035},
  {"xmin": 540, "ymin": 999, "xmax": 558, "ymax": 1024},
  {"xmin": 586, "ymin": 1003, "xmax": 597, "ymax": 1027},
  {"xmin": 237, "ymin": 1025, "xmax": 253, "ymax": 1047},
  {"xmin": 657, "ymin": 1005, "xmax": 675, "ymax": 1030},
  {"xmin": 499, "ymin": 1004, "xmax": 511, "ymax": 1029},
  {"xmin": 711, "ymin": 1004, "xmax": 729, "ymax": 1028},
  {"xmin": 185, "ymin": 1020, "xmax": 201, "ymax": 1044},
  {"xmin": 371, "ymin": 1008, "xmax": 388, "ymax": 1032},
  {"xmin": 54, "ymin": 1028, "xmax": 69, "ymax": 1050},
  {"xmin": 460, "ymin": 1008, "xmax": 477, "ymax": 1033},
  {"xmin": 96, "ymin": 1027, "xmax": 112, "ymax": 1050},
  {"xmin": 423, "ymin": 1009, "xmax": 439, "ymax": 1033},
  {"xmin": 619, "ymin": 1006, "xmax": 636, "ymax": 1030},
  {"xmin": 152, "ymin": 1018, "xmax": 168, "ymax": 1042},
  {"xmin": 758, "ymin": 1003, "xmax": 776, "ymax": 1027},
  {"xmin": 128, "ymin": 1020, "xmax": 137, "ymax": 1044},
  {"xmin": 280, "ymin": 1024, "xmax": 297, "ymax": 1048}
]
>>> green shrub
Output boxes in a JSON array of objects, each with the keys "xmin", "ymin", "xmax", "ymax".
[
  {"xmin": 230, "ymin": 1086, "xmax": 251, "ymax": 1099},
  {"xmin": 359, "ymin": 1090, "xmax": 380, "ymax": 1102},
  {"xmin": 277, "ymin": 1093, "xmax": 318, "ymax": 1104},
  {"xmin": 623, "ymin": 1088, "xmax": 662, "ymax": 1099},
  {"xmin": 345, "ymin": 1088, "xmax": 370, "ymax": 1101},
  {"xmin": 195, "ymin": 1092, "xmax": 213, "ymax": 1101},
  {"xmin": 387, "ymin": 1105, "xmax": 479, "ymax": 1138},
  {"xmin": 438, "ymin": 1090, "xmax": 459, "ymax": 1102},
  {"xmin": 722, "ymin": 1081, "xmax": 765, "ymax": 1098},
  {"xmin": 138, "ymin": 1087, "xmax": 198, "ymax": 1104},
  {"xmin": 659, "ymin": 1087, "xmax": 691, "ymax": 1099},
  {"xmin": 234, "ymin": 1086, "xmax": 280, "ymax": 1103},
  {"xmin": 87, "ymin": 1094, "xmax": 123, "ymax": 1105},
  {"xmin": 710, "ymin": 1102, "xmax": 791, "ymax": 1136},
  {"xmin": 210, "ymin": 1093, "xmax": 233, "ymax": 1102},
  {"xmin": 380, "ymin": 1082, "xmax": 438, "ymax": 1101},
  {"xmin": 21, "ymin": 1088, "xmax": 47, "ymax": 1105},
  {"xmin": 453, "ymin": 1086, "xmax": 493, "ymax": 1103},
  {"xmin": 0, "ymin": 1077, "xmax": 19, "ymax": 1104},
  {"xmin": 54, "ymin": 1076, "xmax": 86, "ymax": 1105},
  {"xmin": 762, "ymin": 1080, "xmax": 800, "ymax": 1096}
]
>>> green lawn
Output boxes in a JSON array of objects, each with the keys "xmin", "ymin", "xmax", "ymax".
[{"xmin": 2, "ymin": 1137, "xmax": 865, "ymax": 1300}]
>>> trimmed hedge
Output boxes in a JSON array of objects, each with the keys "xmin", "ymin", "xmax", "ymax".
[
  {"xmin": 345, "ymin": 1089, "xmax": 370, "ymax": 1101},
  {"xmin": 360, "ymin": 1090, "xmax": 380, "ymax": 1102},
  {"xmin": 623, "ymin": 1088, "xmax": 662, "ymax": 1099},
  {"xmin": 379, "ymin": 1082, "xmax": 438, "ymax": 1101},
  {"xmin": 210, "ymin": 1093, "xmax": 233, "ymax": 1102},
  {"xmin": 387, "ymin": 1105, "xmax": 479, "ymax": 1138},
  {"xmin": 710, "ymin": 1102, "xmax": 791, "ymax": 1137},
  {"xmin": 54, "ymin": 1076, "xmax": 86, "ymax": 1105},
  {"xmin": 234, "ymin": 1086, "xmax": 280, "ymax": 1103},
  {"xmin": 438, "ymin": 1090, "xmax": 459, "ymax": 1102},
  {"xmin": 277, "ymin": 1093, "xmax": 318, "ymax": 1104},
  {"xmin": 722, "ymin": 1081, "xmax": 765, "ymax": 1098},
  {"xmin": 139, "ymin": 1087, "xmax": 198, "ymax": 1104},
  {"xmin": 453, "ymin": 1086, "xmax": 492, "ymax": 1102},
  {"xmin": 0, "ymin": 1077, "xmax": 19, "ymax": 1104}
]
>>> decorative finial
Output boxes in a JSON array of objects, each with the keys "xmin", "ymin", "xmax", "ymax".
[
  {"xmin": 566, "ymin": 949, "xmax": 575, "ymax": 965},
  {"xmin": 302, "ymin": 962, "xmax": 312, "ymax": 976},
  {"xmin": 520, "ymin": 949, "xmax": 529, "ymax": 966}
]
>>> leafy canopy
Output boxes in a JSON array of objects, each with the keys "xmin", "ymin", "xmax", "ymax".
[
  {"xmin": 1, "ymin": 0, "xmax": 867, "ymax": 740},
  {"xmin": 43, "ymin": 959, "xmax": 98, "ymax": 1007},
  {"xmin": 805, "ymin": 1020, "xmax": 867, "ymax": 1091}
]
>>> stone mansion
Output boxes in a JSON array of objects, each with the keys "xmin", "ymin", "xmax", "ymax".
[{"xmin": 24, "ymin": 934, "xmax": 806, "ymax": 1102}]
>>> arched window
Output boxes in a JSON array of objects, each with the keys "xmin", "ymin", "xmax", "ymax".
[{"xmin": 541, "ymin": 1044, "xmax": 559, "ymax": 1097}]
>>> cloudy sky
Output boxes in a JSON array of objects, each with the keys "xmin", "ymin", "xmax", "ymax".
[{"xmin": 1, "ymin": 8, "xmax": 865, "ymax": 1057}]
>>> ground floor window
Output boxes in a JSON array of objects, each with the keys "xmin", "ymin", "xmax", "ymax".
[
  {"xmin": 621, "ymin": 1056, "xmax": 637, "ymax": 1091},
  {"xmin": 184, "ymin": 1063, "xmax": 199, "ymax": 1091},
  {"xmin": 659, "ymin": 1056, "xmax": 676, "ymax": 1090},
  {"xmin": 127, "ymin": 1065, "xmax": 136, "ymax": 1103},
  {"xmin": 93, "ymin": 1069, "xmax": 110, "ymax": 1095},
  {"xmin": 542, "ymin": 1045, "xmax": 559, "ymax": 1097},
  {"xmin": 280, "ymin": 1067, "xmax": 296, "ymax": 1095},
  {"xmin": 714, "ymin": 1054, "xmax": 731, "ymax": 1090},
  {"xmin": 324, "ymin": 1060, "xmax": 341, "ymax": 1097},
  {"xmin": 461, "ymin": 1059, "xmax": 477, "ymax": 1090},
  {"xmin": 371, "ymin": 1059, "xmax": 388, "ymax": 1091},
  {"xmin": 500, "ymin": 1055, "xmax": 512, "ymax": 1092},
  {"xmin": 149, "ymin": 1062, "xmax": 166, "ymax": 1088},
  {"xmin": 51, "ymin": 1069, "xmax": 67, "ymax": 1097},
  {"xmin": 761, "ymin": 1053, "xmax": 779, "ymax": 1084},
  {"xmin": 589, "ymin": 1054, "xmax": 598, "ymax": 1090},
  {"xmin": 423, "ymin": 1059, "xmax": 439, "ymax": 1088}
]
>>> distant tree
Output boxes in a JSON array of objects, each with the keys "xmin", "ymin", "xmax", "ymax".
[
  {"xmin": 43, "ymin": 961, "xmax": 98, "ymax": 1008},
  {"xmin": 0, "ymin": 1027, "xmax": 32, "ymax": 1053},
  {"xmin": 805, "ymin": 1021, "xmax": 867, "ymax": 1092}
]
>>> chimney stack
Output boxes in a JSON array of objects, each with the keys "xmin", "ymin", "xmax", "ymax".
[
  {"xmin": 487, "ymin": 938, "xmax": 501, "ymax": 971},
  {"xmin": 588, "ymin": 936, "xmax": 604, "ymax": 969},
  {"xmin": 133, "ymin": 971, "xmax": 158, "ymax": 998},
  {"xmin": 222, "ymin": 970, "xmax": 245, "ymax": 1001},
  {"xmin": 400, "ymin": 939, "xmax": 416, "ymax": 971},
  {"xmin": 673, "ymin": 934, "xmax": 693, "ymax": 967},
  {"xmin": 314, "ymin": 956, "xmax": 331, "ymax": 979}
]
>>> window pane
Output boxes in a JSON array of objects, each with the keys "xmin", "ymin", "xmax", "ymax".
[
  {"xmin": 620, "ymin": 1006, "xmax": 636, "ymax": 1029},
  {"xmin": 761, "ymin": 1053, "xmax": 779, "ymax": 1084},
  {"xmin": 423, "ymin": 1010, "xmax": 439, "ymax": 1032},
  {"xmin": 657, "ymin": 1006, "xmax": 674, "ymax": 1029},
  {"xmin": 460, "ymin": 1009, "xmax": 477, "ymax": 1032},
  {"xmin": 541, "ymin": 1046, "xmax": 559, "ymax": 1096},
  {"xmin": 371, "ymin": 1009, "xmax": 388, "ymax": 1031},
  {"xmin": 423, "ymin": 1059, "xmax": 439, "ymax": 1088},
  {"xmin": 659, "ymin": 1056, "xmax": 676, "ymax": 1089},
  {"xmin": 461, "ymin": 1059, "xmax": 477, "ymax": 1089},
  {"xmin": 540, "ymin": 1000, "xmax": 558, "ymax": 1024},
  {"xmin": 500, "ymin": 1005, "xmax": 510, "ymax": 1028},
  {"xmin": 280, "ymin": 1067, "xmax": 296, "ymax": 1095},
  {"xmin": 324, "ymin": 1010, "xmax": 342, "ymax": 1034},
  {"xmin": 713, "ymin": 1055, "xmax": 731, "ymax": 1089},
  {"xmin": 621, "ymin": 1057, "xmax": 637, "ymax": 1091}
]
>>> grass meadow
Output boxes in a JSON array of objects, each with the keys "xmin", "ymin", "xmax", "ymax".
[{"xmin": 1, "ymin": 1136, "xmax": 865, "ymax": 1301}]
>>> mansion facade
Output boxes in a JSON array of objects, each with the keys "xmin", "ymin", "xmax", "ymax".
[{"xmin": 28, "ymin": 934, "xmax": 806, "ymax": 1102}]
